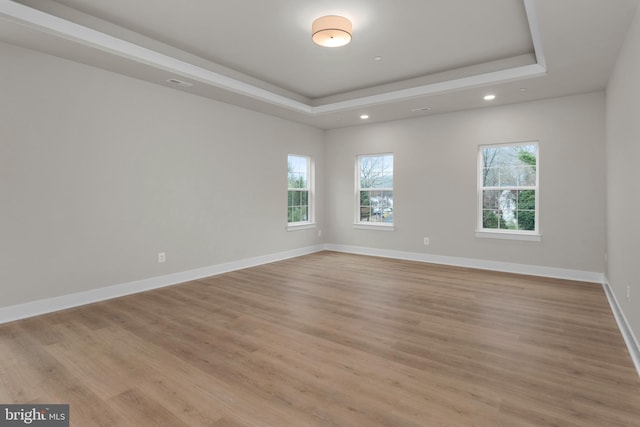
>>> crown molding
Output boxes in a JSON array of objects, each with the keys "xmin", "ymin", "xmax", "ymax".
[{"xmin": 0, "ymin": 0, "xmax": 546, "ymax": 116}]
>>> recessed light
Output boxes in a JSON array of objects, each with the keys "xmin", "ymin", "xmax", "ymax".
[
  {"xmin": 411, "ymin": 107, "xmax": 432, "ymax": 112},
  {"xmin": 520, "ymin": 88, "xmax": 528, "ymax": 92},
  {"xmin": 374, "ymin": 56, "xmax": 382, "ymax": 61},
  {"xmin": 484, "ymin": 94, "xmax": 496, "ymax": 101},
  {"xmin": 360, "ymin": 114, "xmax": 369, "ymax": 120}
]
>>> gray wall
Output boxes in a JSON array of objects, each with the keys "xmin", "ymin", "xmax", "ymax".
[
  {"xmin": 325, "ymin": 92, "xmax": 606, "ymax": 272},
  {"xmin": 0, "ymin": 42, "xmax": 324, "ymax": 307},
  {"xmin": 0, "ymin": 39, "xmax": 612, "ymax": 312},
  {"xmin": 606, "ymin": 5, "xmax": 640, "ymax": 346}
]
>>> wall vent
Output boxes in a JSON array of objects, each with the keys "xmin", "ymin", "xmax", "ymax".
[{"xmin": 166, "ymin": 78, "xmax": 194, "ymax": 88}]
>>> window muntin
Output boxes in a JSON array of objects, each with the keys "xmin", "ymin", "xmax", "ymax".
[
  {"xmin": 357, "ymin": 154, "xmax": 394, "ymax": 225},
  {"xmin": 479, "ymin": 142, "xmax": 538, "ymax": 233},
  {"xmin": 288, "ymin": 155, "xmax": 311, "ymax": 224}
]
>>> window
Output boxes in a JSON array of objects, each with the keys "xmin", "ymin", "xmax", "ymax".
[
  {"xmin": 356, "ymin": 154, "xmax": 394, "ymax": 226},
  {"xmin": 288, "ymin": 154, "xmax": 312, "ymax": 226},
  {"xmin": 478, "ymin": 142, "xmax": 539, "ymax": 238}
]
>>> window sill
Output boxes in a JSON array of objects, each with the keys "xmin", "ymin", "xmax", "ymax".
[
  {"xmin": 475, "ymin": 230, "xmax": 541, "ymax": 242},
  {"xmin": 287, "ymin": 223, "xmax": 316, "ymax": 232},
  {"xmin": 353, "ymin": 223, "xmax": 395, "ymax": 232}
]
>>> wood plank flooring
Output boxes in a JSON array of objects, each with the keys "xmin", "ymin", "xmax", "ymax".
[{"xmin": 1, "ymin": 251, "xmax": 639, "ymax": 426}]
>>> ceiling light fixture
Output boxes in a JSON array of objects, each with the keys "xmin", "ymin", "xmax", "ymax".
[
  {"xmin": 360, "ymin": 114, "xmax": 369, "ymax": 120},
  {"xmin": 484, "ymin": 94, "xmax": 496, "ymax": 101},
  {"xmin": 312, "ymin": 15, "xmax": 352, "ymax": 47}
]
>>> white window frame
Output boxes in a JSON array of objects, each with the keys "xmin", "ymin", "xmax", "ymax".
[
  {"xmin": 476, "ymin": 141, "xmax": 541, "ymax": 241},
  {"xmin": 287, "ymin": 154, "xmax": 315, "ymax": 231},
  {"xmin": 354, "ymin": 153, "xmax": 395, "ymax": 231}
]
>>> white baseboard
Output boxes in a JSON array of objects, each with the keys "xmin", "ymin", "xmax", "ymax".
[
  {"xmin": 0, "ymin": 245, "xmax": 324, "ymax": 325},
  {"xmin": 324, "ymin": 244, "xmax": 604, "ymax": 283},
  {"xmin": 4, "ymin": 242, "xmax": 636, "ymax": 379},
  {"xmin": 603, "ymin": 278, "xmax": 640, "ymax": 378},
  {"xmin": 0, "ymin": 243, "xmax": 606, "ymax": 326}
]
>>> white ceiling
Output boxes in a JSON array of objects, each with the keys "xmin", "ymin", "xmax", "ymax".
[{"xmin": 1, "ymin": 0, "xmax": 638, "ymax": 129}]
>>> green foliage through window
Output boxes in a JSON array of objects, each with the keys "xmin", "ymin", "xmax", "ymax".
[
  {"xmin": 288, "ymin": 155, "xmax": 310, "ymax": 224},
  {"xmin": 480, "ymin": 143, "xmax": 537, "ymax": 232},
  {"xmin": 358, "ymin": 154, "xmax": 394, "ymax": 224}
]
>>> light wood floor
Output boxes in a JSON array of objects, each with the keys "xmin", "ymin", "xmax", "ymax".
[{"xmin": 1, "ymin": 251, "xmax": 639, "ymax": 426}]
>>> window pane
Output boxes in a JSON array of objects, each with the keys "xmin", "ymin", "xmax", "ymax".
[
  {"xmin": 516, "ymin": 190, "xmax": 535, "ymax": 210},
  {"xmin": 370, "ymin": 191, "xmax": 382, "ymax": 215},
  {"xmin": 382, "ymin": 190, "xmax": 393, "ymax": 223},
  {"xmin": 288, "ymin": 155, "xmax": 312, "ymax": 224},
  {"xmin": 382, "ymin": 191, "xmax": 393, "ymax": 208},
  {"xmin": 482, "ymin": 147, "xmax": 501, "ymax": 168},
  {"xmin": 517, "ymin": 211, "xmax": 535, "ymax": 231},
  {"xmin": 360, "ymin": 191, "xmax": 370, "ymax": 207},
  {"xmin": 499, "ymin": 166, "xmax": 518, "ymax": 186},
  {"xmin": 288, "ymin": 155, "xmax": 309, "ymax": 190},
  {"xmin": 360, "ymin": 207, "xmax": 371, "ymax": 221},
  {"xmin": 518, "ymin": 145, "xmax": 537, "ymax": 167},
  {"xmin": 480, "ymin": 143, "xmax": 537, "ymax": 233},
  {"xmin": 483, "ymin": 209, "xmax": 505, "ymax": 229},
  {"xmin": 370, "ymin": 174, "xmax": 385, "ymax": 188},
  {"xmin": 381, "ymin": 171, "xmax": 393, "ymax": 188},
  {"xmin": 359, "ymin": 157, "xmax": 374, "ymax": 188},
  {"xmin": 357, "ymin": 154, "xmax": 393, "ymax": 224},
  {"xmin": 360, "ymin": 189, "xmax": 372, "ymax": 221},
  {"xmin": 298, "ymin": 175, "xmax": 308, "ymax": 189},
  {"xmin": 518, "ymin": 166, "xmax": 536, "ymax": 186},
  {"xmin": 382, "ymin": 155, "xmax": 393, "ymax": 187},
  {"xmin": 499, "ymin": 190, "xmax": 517, "ymax": 227},
  {"xmin": 369, "ymin": 211, "xmax": 382, "ymax": 223},
  {"xmin": 516, "ymin": 190, "xmax": 535, "ymax": 230},
  {"xmin": 290, "ymin": 174, "xmax": 307, "ymax": 189},
  {"xmin": 382, "ymin": 155, "xmax": 393, "ymax": 170},
  {"xmin": 483, "ymin": 167, "xmax": 499, "ymax": 187},
  {"xmin": 360, "ymin": 155, "xmax": 393, "ymax": 189},
  {"xmin": 482, "ymin": 190, "xmax": 500, "ymax": 209},
  {"xmin": 301, "ymin": 157, "xmax": 308, "ymax": 171}
]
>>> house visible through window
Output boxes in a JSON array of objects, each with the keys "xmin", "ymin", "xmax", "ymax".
[
  {"xmin": 288, "ymin": 155, "xmax": 311, "ymax": 225},
  {"xmin": 357, "ymin": 154, "xmax": 393, "ymax": 225},
  {"xmin": 479, "ymin": 142, "xmax": 538, "ymax": 235}
]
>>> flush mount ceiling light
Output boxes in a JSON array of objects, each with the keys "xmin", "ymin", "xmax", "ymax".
[
  {"xmin": 312, "ymin": 15, "xmax": 352, "ymax": 47},
  {"xmin": 484, "ymin": 94, "xmax": 496, "ymax": 101}
]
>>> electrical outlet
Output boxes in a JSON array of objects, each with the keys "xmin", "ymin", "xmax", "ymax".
[
  {"xmin": 423, "ymin": 237, "xmax": 430, "ymax": 246},
  {"xmin": 158, "ymin": 252, "xmax": 166, "ymax": 263},
  {"xmin": 627, "ymin": 285, "xmax": 631, "ymax": 301}
]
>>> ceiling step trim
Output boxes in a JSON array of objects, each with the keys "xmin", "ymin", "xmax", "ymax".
[{"xmin": 0, "ymin": 0, "xmax": 546, "ymax": 116}]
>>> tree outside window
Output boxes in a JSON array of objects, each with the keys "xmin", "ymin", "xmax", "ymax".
[
  {"xmin": 357, "ymin": 154, "xmax": 393, "ymax": 225},
  {"xmin": 479, "ymin": 143, "xmax": 538, "ymax": 233},
  {"xmin": 288, "ymin": 155, "xmax": 311, "ymax": 224}
]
